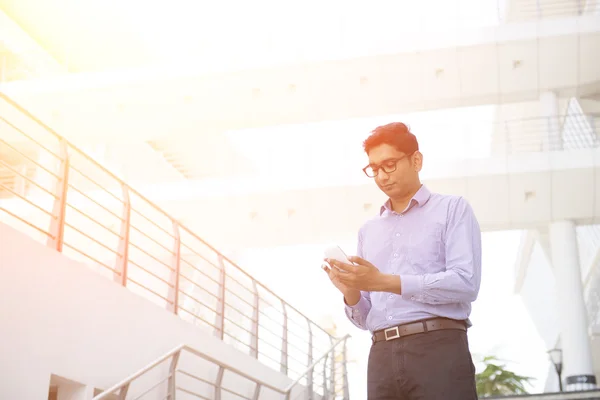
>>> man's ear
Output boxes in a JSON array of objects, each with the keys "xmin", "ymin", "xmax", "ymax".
[{"xmin": 413, "ymin": 151, "xmax": 423, "ymax": 172}]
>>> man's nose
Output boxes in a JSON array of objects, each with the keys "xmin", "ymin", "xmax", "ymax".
[{"xmin": 377, "ymin": 170, "xmax": 390, "ymax": 180}]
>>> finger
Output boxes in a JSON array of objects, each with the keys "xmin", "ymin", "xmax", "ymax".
[
  {"xmin": 336, "ymin": 272, "xmax": 354, "ymax": 287},
  {"xmin": 348, "ymin": 256, "xmax": 369, "ymax": 266},
  {"xmin": 331, "ymin": 260, "xmax": 356, "ymax": 273}
]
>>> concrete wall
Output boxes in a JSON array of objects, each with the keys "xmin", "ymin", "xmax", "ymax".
[{"xmin": 0, "ymin": 222, "xmax": 308, "ymax": 400}]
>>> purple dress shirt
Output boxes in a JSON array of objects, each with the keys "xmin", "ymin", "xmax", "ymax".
[{"xmin": 345, "ymin": 185, "xmax": 482, "ymax": 332}]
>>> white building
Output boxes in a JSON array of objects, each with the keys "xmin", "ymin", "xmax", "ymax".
[{"xmin": 1, "ymin": 0, "xmax": 600, "ymax": 398}]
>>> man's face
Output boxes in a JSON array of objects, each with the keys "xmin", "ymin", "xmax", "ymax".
[{"xmin": 365, "ymin": 143, "xmax": 422, "ymax": 198}]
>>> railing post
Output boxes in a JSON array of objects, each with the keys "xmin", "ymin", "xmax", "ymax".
[
  {"xmin": 47, "ymin": 138, "xmax": 69, "ymax": 252},
  {"xmin": 117, "ymin": 383, "xmax": 130, "ymax": 400},
  {"xmin": 168, "ymin": 349, "xmax": 181, "ymax": 399},
  {"xmin": 114, "ymin": 183, "xmax": 130, "ymax": 286},
  {"xmin": 215, "ymin": 255, "xmax": 226, "ymax": 339},
  {"xmin": 329, "ymin": 342, "xmax": 336, "ymax": 399},
  {"xmin": 250, "ymin": 280, "xmax": 259, "ymax": 358},
  {"xmin": 168, "ymin": 222, "xmax": 181, "ymax": 314},
  {"xmin": 342, "ymin": 338, "xmax": 349, "ymax": 400},
  {"xmin": 215, "ymin": 366, "xmax": 224, "ymax": 400},
  {"xmin": 306, "ymin": 321, "xmax": 313, "ymax": 400},
  {"xmin": 322, "ymin": 357, "xmax": 328, "ymax": 399},
  {"xmin": 280, "ymin": 300, "xmax": 288, "ymax": 375},
  {"xmin": 251, "ymin": 383, "xmax": 261, "ymax": 400}
]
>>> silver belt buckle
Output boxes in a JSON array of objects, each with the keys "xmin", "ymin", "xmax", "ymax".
[{"xmin": 384, "ymin": 326, "xmax": 400, "ymax": 341}]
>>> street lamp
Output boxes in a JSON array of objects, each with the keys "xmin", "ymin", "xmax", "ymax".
[{"xmin": 547, "ymin": 348, "xmax": 563, "ymax": 392}]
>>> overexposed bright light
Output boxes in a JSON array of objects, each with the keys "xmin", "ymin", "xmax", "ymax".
[{"xmin": 225, "ymin": 104, "xmax": 497, "ymax": 183}]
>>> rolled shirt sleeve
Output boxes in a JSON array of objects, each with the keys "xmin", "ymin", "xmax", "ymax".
[
  {"xmin": 344, "ymin": 228, "xmax": 372, "ymax": 330},
  {"xmin": 344, "ymin": 291, "xmax": 371, "ymax": 330}
]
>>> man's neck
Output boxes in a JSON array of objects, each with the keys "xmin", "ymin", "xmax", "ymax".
[{"xmin": 390, "ymin": 183, "xmax": 422, "ymax": 213}]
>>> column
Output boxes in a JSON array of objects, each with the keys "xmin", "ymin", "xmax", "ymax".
[
  {"xmin": 540, "ymin": 91, "xmax": 562, "ymax": 151},
  {"xmin": 549, "ymin": 220, "xmax": 597, "ymax": 391}
]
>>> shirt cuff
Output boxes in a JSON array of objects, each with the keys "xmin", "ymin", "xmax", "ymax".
[
  {"xmin": 401, "ymin": 274, "xmax": 424, "ymax": 300},
  {"xmin": 344, "ymin": 294, "xmax": 370, "ymax": 317}
]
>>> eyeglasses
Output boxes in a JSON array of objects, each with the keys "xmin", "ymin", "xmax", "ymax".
[{"xmin": 362, "ymin": 154, "xmax": 410, "ymax": 178}]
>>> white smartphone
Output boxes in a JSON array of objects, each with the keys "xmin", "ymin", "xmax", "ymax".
[{"xmin": 323, "ymin": 245, "xmax": 353, "ymax": 272}]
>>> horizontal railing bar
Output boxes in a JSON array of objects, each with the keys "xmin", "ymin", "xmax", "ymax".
[
  {"xmin": 0, "ymin": 181, "xmax": 54, "ymax": 216},
  {"xmin": 223, "ymin": 315, "xmax": 254, "ymax": 335},
  {"xmin": 131, "ymin": 373, "xmax": 171, "ymax": 400},
  {"xmin": 222, "ymin": 275, "xmax": 255, "ymax": 297},
  {"xmin": 63, "ymin": 221, "xmax": 122, "ymax": 257},
  {"xmin": 128, "ymin": 241, "xmax": 175, "ymax": 272},
  {"xmin": 0, "ymin": 159, "xmax": 58, "ymax": 198},
  {"xmin": 220, "ymin": 383, "xmax": 254, "ymax": 400},
  {"xmin": 127, "ymin": 276, "xmax": 173, "ymax": 304},
  {"xmin": 284, "ymin": 335, "xmax": 350, "ymax": 393},
  {"xmin": 65, "ymin": 202, "xmax": 122, "ymax": 239},
  {"xmin": 257, "ymin": 296, "xmax": 284, "ymax": 314},
  {"xmin": 224, "ymin": 288, "xmax": 256, "ymax": 312},
  {"xmin": 67, "ymin": 184, "xmax": 123, "ymax": 221},
  {"xmin": 223, "ymin": 331, "xmax": 252, "ymax": 350},
  {"xmin": 178, "ymin": 282, "xmax": 219, "ymax": 304},
  {"xmin": 258, "ymin": 351, "xmax": 283, "ymax": 367},
  {"xmin": 179, "ymin": 242, "xmax": 221, "ymax": 270},
  {"xmin": 129, "ymin": 223, "xmax": 175, "ymax": 255},
  {"xmin": 284, "ymin": 327, "xmax": 311, "ymax": 346},
  {"xmin": 177, "ymin": 305, "xmax": 219, "ymax": 329},
  {"xmin": 257, "ymin": 336, "xmax": 284, "ymax": 354},
  {"xmin": 0, "ymin": 115, "xmax": 62, "ymax": 161},
  {"xmin": 0, "ymin": 205, "xmax": 53, "ymax": 238},
  {"xmin": 68, "ymin": 163, "xmax": 124, "ymax": 204},
  {"xmin": 62, "ymin": 242, "xmax": 118, "ymax": 274},
  {"xmin": 256, "ymin": 309, "xmax": 283, "ymax": 329},
  {"xmin": 176, "ymin": 369, "xmax": 215, "ymax": 388},
  {"xmin": 224, "ymin": 307, "xmax": 256, "ymax": 329},
  {"xmin": 285, "ymin": 341, "xmax": 310, "ymax": 359},
  {"xmin": 130, "ymin": 207, "xmax": 176, "ymax": 239},
  {"xmin": 257, "ymin": 322, "xmax": 284, "ymax": 341},
  {"xmin": 127, "ymin": 258, "xmax": 174, "ymax": 288},
  {"xmin": 176, "ymin": 386, "xmax": 210, "ymax": 400},
  {"xmin": 179, "ymin": 257, "xmax": 221, "ymax": 287}
]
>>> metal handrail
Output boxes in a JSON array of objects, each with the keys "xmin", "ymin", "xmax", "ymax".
[
  {"xmin": 283, "ymin": 335, "xmax": 350, "ymax": 396},
  {"xmin": 92, "ymin": 336, "xmax": 350, "ymax": 400},
  {"xmin": 0, "ymin": 90, "xmax": 338, "ymax": 378}
]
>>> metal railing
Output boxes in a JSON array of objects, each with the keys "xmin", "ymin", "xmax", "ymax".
[
  {"xmin": 92, "ymin": 335, "xmax": 350, "ymax": 400},
  {"xmin": 486, "ymin": 390, "xmax": 600, "ymax": 399},
  {"xmin": 0, "ymin": 91, "xmax": 341, "ymax": 381},
  {"xmin": 506, "ymin": 0, "xmax": 599, "ymax": 21},
  {"xmin": 490, "ymin": 112, "xmax": 598, "ymax": 155}
]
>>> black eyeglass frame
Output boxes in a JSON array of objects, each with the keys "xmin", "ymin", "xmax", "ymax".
[{"xmin": 362, "ymin": 151, "xmax": 416, "ymax": 178}]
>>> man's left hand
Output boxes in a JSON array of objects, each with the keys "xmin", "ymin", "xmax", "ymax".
[{"xmin": 325, "ymin": 256, "xmax": 388, "ymax": 292}]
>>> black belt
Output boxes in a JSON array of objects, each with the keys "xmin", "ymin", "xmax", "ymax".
[{"xmin": 372, "ymin": 318, "xmax": 467, "ymax": 343}]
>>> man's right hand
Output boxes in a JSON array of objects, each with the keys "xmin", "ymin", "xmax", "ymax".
[{"xmin": 322, "ymin": 262, "xmax": 361, "ymax": 306}]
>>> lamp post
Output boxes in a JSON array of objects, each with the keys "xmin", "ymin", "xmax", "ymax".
[{"xmin": 547, "ymin": 348, "xmax": 563, "ymax": 392}]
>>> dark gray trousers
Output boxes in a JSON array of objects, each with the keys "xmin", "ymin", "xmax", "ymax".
[{"xmin": 367, "ymin": 329, "xmax": 478, "ymax": 399}]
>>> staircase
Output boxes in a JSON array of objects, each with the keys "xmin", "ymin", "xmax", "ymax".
[{"xmin": 0, "ymin": 90, "xmax": 351, "ymax": 399}]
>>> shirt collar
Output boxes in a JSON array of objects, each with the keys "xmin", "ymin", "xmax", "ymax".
[{"xmin": 380, "ymin": 184, "xmax": 432, "ymax": 216}]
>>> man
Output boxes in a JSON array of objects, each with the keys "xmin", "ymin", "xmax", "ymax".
[{"xmin": 324, "ymin": 122, "xmax": 482, "ymax": 399}]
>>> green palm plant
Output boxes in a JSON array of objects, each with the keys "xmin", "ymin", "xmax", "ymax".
[{"xmin": 475, "ymin": 355, "xmax": 534, "ymax": 397}]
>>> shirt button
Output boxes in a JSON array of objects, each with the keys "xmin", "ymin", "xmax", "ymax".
[
  {"xmin": 411, "ymin": 296, "xmax": 415, "ymax": 300},
  {"xmin": 393, "ymin": 253, "xmax": 398, "ymax": 257},
  {"xmin": 389, "ymin": 295, "xmax": 393, "ymax": 299},
  {"xmin": 388, "ymin": 316, "xmax": 392, "ymax": 320},
  {"xmin": 395, "ymin": 233, "xmax": 401, "ymax": 237}
]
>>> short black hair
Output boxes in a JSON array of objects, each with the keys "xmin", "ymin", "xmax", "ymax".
[{"xmin": 363, "ymin": 122, "xmax": 419, "ymax": 155}]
